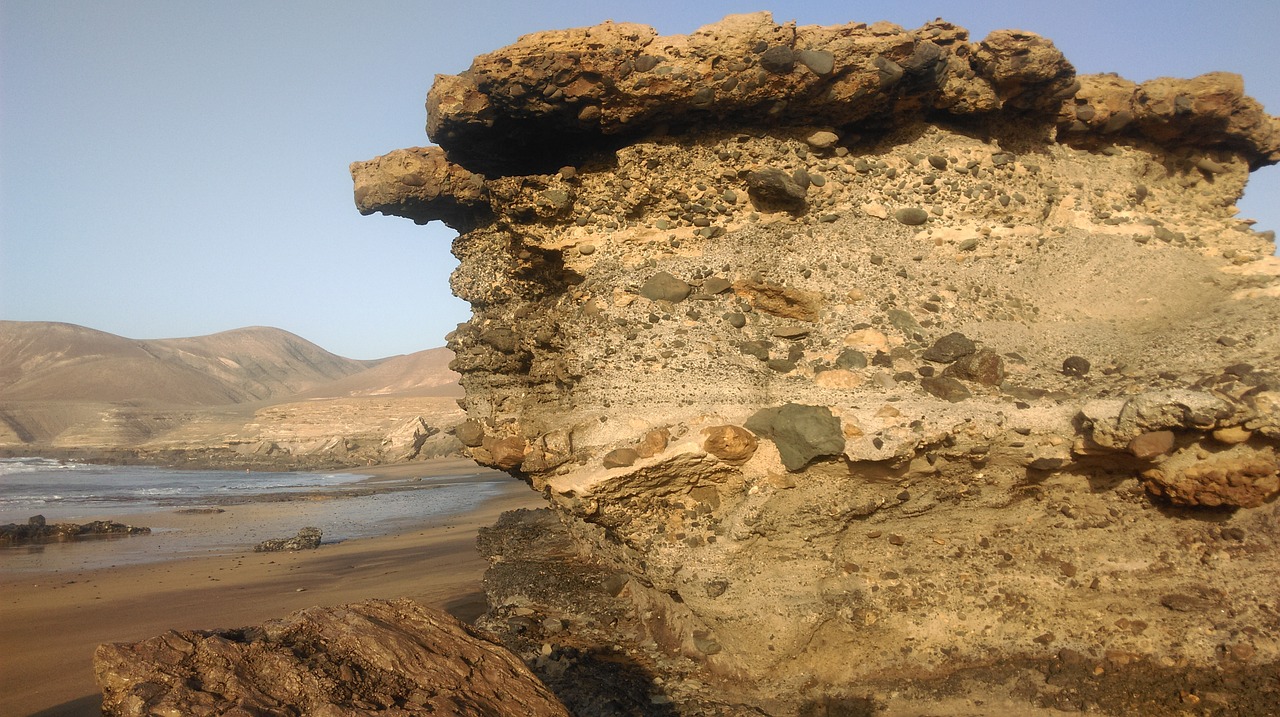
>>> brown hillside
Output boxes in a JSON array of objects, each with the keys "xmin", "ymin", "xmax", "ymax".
[
  {"xmin": 0, "ymin": 321, "xmax": 375, "ymax": 406},
  {"xmin": 292, "ymin": 347, "xmax": 460, "ymax": 400}
]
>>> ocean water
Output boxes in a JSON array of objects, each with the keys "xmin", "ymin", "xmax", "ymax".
[
  {"xmin": 0, "ymin": 457, "xmax": 372, "ymax": 521},
  {"xmin": 0, "ymin": 457, "xmax": 509, "ymax": 571}
]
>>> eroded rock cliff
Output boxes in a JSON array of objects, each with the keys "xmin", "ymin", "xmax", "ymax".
[{"xmin": 354, "ymin": 12, "xmax": 1280, "ymax": 713}]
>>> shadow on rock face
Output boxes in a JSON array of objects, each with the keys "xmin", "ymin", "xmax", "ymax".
[
  {"xmin": 532, "ymin": 646, "xmax": 679, "ymax": 717},
  {"xmin": 797, "ymin": 696, "xmax": 879, "ymax": 717},
  {"xmin": 25, "ymin": 694, "xmax": 102, "ymax": 717}
]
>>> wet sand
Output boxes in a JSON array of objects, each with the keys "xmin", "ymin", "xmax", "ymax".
[{"xmin": 0, "ymin": 460, "xmax": 544, "ymax": 717}]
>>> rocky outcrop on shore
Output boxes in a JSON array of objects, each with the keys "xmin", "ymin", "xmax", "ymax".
[
  {"xmin": 252, "ymin": 526, "xmax": 323, "ymax": 552},
  {"xmin": 354, "ymin": 12, "xmax": 1280, "ymax": 714},
  {"xmin": 94, "ymin": 598, "xmax": 570, "ymax": 716},
  {"xmin": 0, "ymin": 515, "xmax": 150, "ymax": 546}
]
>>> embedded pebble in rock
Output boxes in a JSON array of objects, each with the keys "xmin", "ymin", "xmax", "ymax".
[
  {"xmin": 1129, "ymin": 430, "xmax": 1176, "ymax": 460},
  {"xmin": 1213, "ymin": 426, "xmax": 1253, "ymax": 444},
  {"xmin": 894, "ymin": 207, "xmax": 930, "ymax": 226},
  {"xmin": 773, "ymin": 326, "xmax": 811, "ymax": 340},
  {"xmin": 744, "ymin": 403, "xmax": 846, "ymax": 471},
  {"xmin": 702, "ymin": 276, "xmax": 732, "ymax": 294},
  {"xmin": 635, "ymin": 428, "xmax": 670, "ymax": 458},
  {"xmin": 355, "ymin": 12, "xmax": 1280, "ymax": 716},
  {"xmin": 746, "ymin": 168, "xmax": 808, "ymax": 208},
  {"xmin": 454, "ymin": 419, "xmax": 485, "ymax": 447},
  {"xmin": 484, "ymin": 436, "xmax": 526, "ymax": 470},
  {"xmin": 798, "ymin": 50, "xmax": 836, "ymax": 77},
  {"xmin": 945, "ymin": 348, "xmax": 1005, "ymax": 386},
  {"xmin": 759, "ymin": 46, "xmax": 796, "ymax": 74},
  {"xmin": 1062, "ymin": 355, "xmax": 1092, "ymax": 377},
  {"xmin": 639, "ymin": 271, "xmax": 692, "ymax": 302},
  {"xmin": 602, "ymin": 448, "xmax": 640, "ymax": 468},
  {"xmin": 923, "ymin": 332, "xmax": 977, "ymax": 363},
  {"xmin": 920, "ymin": 376, "xmax": 972, "ymax": 402},
  {"xmin": 702, "ymin": 425, "xmax": 759, "ymax": 464},
  {"xmin": 835, "ymin": 348, "xmax": 869, "ymax": 369},
  {"xmin": 805, "ymin": 130, "xmax": 840, "ymax": 150}
]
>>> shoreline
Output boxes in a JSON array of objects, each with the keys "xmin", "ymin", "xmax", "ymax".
[
  {"xmin": 0, "ymin": 458, "xmax": 507, "ymax": 571},
  {"xmin": 0, "ymin": 459, "xmax": 545, "ymax": 717}
]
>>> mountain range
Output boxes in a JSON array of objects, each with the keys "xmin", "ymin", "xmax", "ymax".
[{"xmin": 0, "ymin": 321, "xmax": 464, "ymax": 466}]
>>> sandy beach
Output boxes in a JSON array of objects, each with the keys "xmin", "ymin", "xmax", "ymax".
[{"xmin": 0, "ymin": 459, "xmax": 544, "ymax": 717}]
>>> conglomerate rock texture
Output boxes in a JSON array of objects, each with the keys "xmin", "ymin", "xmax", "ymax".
[{"xmin": 354, "ymin": 12, "xmax": 1280, "ymax": 714}]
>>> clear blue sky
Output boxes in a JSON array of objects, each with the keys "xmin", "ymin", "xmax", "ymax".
[{"xmin": 2, "ymin": 1, "xmax": 1277, "ymax": 359}]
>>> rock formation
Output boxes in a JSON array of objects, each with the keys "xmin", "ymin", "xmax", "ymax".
[
  {"xmin": 0, "ymin": 514, "xmax": 150, "ymax": 546},
  {"xmin": 252, "ymin": 526, "xmax": 322, "ymax": 552},
  {"xmin": 95, "ymin": 598, "xmax": 570, "ymax": 716},
  {"xmin": 354, "ymin": 12, "xmax": 1280, "ymax": 713}
]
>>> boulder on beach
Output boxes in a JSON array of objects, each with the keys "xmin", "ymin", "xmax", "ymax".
[
  {"xmin": 252, "ymin": 526, "xmax": 322, "ymax": 552},
  {"xmin": 94, "ymin": 598, "xmax": 570, "ymax": 716}
]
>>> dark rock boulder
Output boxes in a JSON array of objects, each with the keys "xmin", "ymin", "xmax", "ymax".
[
  {"xmin": 923, "ymin": 332, "xmax": 977, "ymax": 363},
  {"xmin": 639, "ymin": 271, "xmax": 692, "ymax": 302},
  {"xmin": 745, "ymin": 403, "xmax": 845, "ymax": 471},
  {"xmin": 746, "ymin": 168, "xmax": 808, "ymax": 209}
]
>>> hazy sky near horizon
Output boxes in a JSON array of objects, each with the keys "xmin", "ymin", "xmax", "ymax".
[{"xmin": 2, "ymin": 1, "xmax": 1278, "ymax": 360}]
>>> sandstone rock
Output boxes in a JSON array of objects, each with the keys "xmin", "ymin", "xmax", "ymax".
[
  {"xmin": 744, "ymin": 403, "xmax": 845, "ymax": 471},
  {"xmin": 253, "ymin": 527, "xmax": 322, "ymax": 552},
  {"xmin": 814, "ymin": 369, "xmax": 863, "ymax": 389},
  {"xmin": 734, "ymin": 281, "xmax": 823, "ymax": 321},
  {"xmin": 1143, "ymin": 446, "xmax": 1280, "ymax": 508},
  {"xmin": 1213, "ymin": 425, "xmax": 1253, "ymax": 445},
  {"xmin": 635, "ymin": 428, "xmax": 670, "ymax": 458},
  {"xmin": 95, "ymin": 599, "xmax": 569, "ymax": 717},
  {"xmin": 382, "ymin": 415, "xmax": 437, "ymax": 462},
  {"xmin": 1128, "ymin": 430, "xmax": 1176, "ymax": 460},
  {"xmin": 350, "ymin": 147, "xmax": 488, "ymax": 230},
  {"xmin": 484, "ymin": 436, "xmax": 527, "ymax": 470},
  {"xmin": 702, "ymin": 425, "xmax": 758, "ymax": 464},
  {"xmin": 805, "ymin": 130, "xmax": 840, "ymax": 150}
]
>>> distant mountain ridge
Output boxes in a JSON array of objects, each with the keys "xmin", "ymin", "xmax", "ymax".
[
  {"xmin": 0, "ymin": 321, "xmax": 379, "ymax": 406},
  {"xmin": 0, "ymin": 321, "xmax": 464, "ymax": 463}
]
